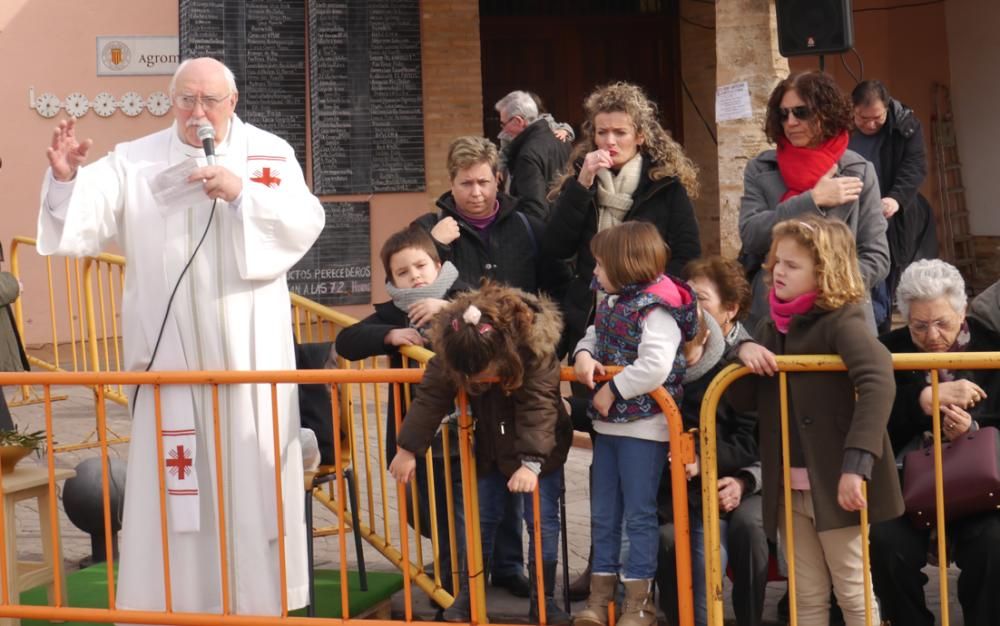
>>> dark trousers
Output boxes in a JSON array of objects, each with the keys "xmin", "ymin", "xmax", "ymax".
[
  {"xmin": 413, "ymin": 437, "xmax": 466, "ymax": 596},
  {"xmin": 657, "ymin": 494, "xmax": 768, "ymax": 626},
  {"xmin": 0, "ymin": 388, "xmax": 12, "ymax": 431},
  {"xmin": 871, "ymin": 513, "xmax": 1000, "ymax": 626}
]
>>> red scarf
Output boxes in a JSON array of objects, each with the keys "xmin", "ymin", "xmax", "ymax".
[
  {"xmin": 769, "ymin": 289, "xmax": 818, "ymax": 334},
  {"xmin": 776, "ymin": 131, "xmax": 849, "ymax": 201}
]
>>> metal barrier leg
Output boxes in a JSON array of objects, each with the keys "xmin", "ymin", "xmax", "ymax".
[
  {"xmin": 346, "ymin": 468, "xmax": 368, "ymax": 592},
  {"xmin": 560, "ymin": 481, "xmax": 571, "ymax": 613},
  {"xmin": 306, "ymin": 486, "xmax": 316, "ymax": 617}
]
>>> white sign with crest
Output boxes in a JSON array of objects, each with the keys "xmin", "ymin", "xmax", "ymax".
[{"xmin": 97, "ymin": 36, "xmax": 180, "ymax": 76}]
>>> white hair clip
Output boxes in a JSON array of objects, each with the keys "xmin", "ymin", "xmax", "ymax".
[{"xmin": 462, "ymin": 305, "xmax": 482, "ymax": 325}]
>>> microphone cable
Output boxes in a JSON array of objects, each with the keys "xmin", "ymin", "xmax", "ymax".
[{"xmin": 130, "ymin": 197, "xmax": 218, "ymax": 412}]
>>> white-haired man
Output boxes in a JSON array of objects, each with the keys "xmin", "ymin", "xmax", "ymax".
[
  {"xmin": 495, "ymin": 90, "xmax": 571, "ymax": 221},
  {"xmin": 38, "ymin": 57, "xmax": 324, "ymax": 616}
]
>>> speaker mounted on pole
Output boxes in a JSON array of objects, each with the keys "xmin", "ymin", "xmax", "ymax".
[{"xmin": 776, "ymin": 0, "xmax": 854, "ymax": 57}]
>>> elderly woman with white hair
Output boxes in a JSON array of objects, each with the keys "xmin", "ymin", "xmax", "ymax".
[{"xmin": 870, "ymin": 259, "xmax": 1000, "ymax": 626}]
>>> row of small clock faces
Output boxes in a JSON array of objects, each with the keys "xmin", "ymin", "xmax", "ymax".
[{"xmin": 33, "ymin": 91, "xmax": 173, "ymax": 118}]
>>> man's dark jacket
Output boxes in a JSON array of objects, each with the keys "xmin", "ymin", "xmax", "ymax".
[
  {"xmin": 867, "ymin": 98, "xmax": 937, "ymax": 269},
  {"xmin": 506, "ymin": 119, "xmax": 571, "ymax": 221}
]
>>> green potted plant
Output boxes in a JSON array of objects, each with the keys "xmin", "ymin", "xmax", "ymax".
[{"xmin": 0, "ymin": 426, "xmax": 46, "ymax": 473}]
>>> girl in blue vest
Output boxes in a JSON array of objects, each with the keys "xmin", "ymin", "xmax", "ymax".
[{"xmin": 572, "ymin": 221, "xmax": 699, "ymax": 626}]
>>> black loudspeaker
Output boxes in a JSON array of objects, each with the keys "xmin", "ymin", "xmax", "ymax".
[{"xmin": 776, "ymin": 0, "xmax": 854, "ymax": 57}]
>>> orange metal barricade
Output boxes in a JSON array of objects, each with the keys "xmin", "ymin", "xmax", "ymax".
[
  {"xmin": 0, "ymin": 367, "xmax": 698, "ymax": 626},
  {"xmin": 698, "ymin": 352, "xmax": 1000, "ymax": 626},
  {"xmin": 6, "ymin": 234, "xmax": 699, "ymax": 625}
]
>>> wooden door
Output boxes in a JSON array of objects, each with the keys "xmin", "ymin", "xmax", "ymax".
[{"xmin": 480, "ymin": 3, "xmax": 682, "ymax": 143}]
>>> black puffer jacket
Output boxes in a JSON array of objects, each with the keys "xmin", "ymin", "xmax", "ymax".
[
  {"xmin": 505, "ymin": 120, "xmax": 572, "ymax": 221},
  {"xmin": 542, "ymin": 155, "xmax": 701, "ymax": 346},
  {"xmin": 335, "ymin": 281, "xmax": 470, "ymax": 461},
  {"xmin": 415, "ymin": 191, "xmax": 567, "ymax": 298}
]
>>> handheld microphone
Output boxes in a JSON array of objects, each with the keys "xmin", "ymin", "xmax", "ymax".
[{"xmin": 196, "ymin": 123, "xmax": 216, "ymax": 166}]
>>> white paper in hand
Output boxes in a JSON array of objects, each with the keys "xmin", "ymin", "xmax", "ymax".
[{"xmin": 147, "ymin": 158, "xmax": 206, "ymax": 214}]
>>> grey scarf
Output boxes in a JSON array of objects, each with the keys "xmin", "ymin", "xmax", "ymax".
[
  {"xmin": 683, "ymin": 314, "xmax": 726, "ymax": 384},
  {"xmin": 385, "ymin": 261, "xmax": 459, "ymax": 319}
]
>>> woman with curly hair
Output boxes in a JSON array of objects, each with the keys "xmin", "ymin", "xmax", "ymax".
[
  {"xmin": 739, "ymin": 71, "xmax": 888, "ymax": 332},
  {"xmin": 543, "ymin": 81, "xmax": 702, "ymax": 357}
]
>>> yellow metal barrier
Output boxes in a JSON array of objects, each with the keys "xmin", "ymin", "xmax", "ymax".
[
  {"xmin": 698, "ymin": 352, "xmax": 1000, "ymax": 626},
  {"xmin": 8, "ymin": 237, "xmax": 126, "ymax": 383},
  {"xmin": 8, "ymin": 235, "xmax": 699, "ymax": 624}
]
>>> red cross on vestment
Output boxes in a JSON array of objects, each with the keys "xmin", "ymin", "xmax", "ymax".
[
  {"xmin": 250, "ymin": 167, "xmax": 282, "ymax": 188},
  {"xmin": 166, "ymin": 445, "xmax": 193, "ymax": 480}
]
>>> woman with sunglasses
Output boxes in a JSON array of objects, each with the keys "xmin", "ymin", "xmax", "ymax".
[{"xmin": 738, "ymin": 71, "xmax": 888, "ymax": 331}]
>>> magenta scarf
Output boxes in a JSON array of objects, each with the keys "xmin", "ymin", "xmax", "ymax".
[{"xmin": 768, "ymin": 289, "xmax": 818, "ymax": 334}]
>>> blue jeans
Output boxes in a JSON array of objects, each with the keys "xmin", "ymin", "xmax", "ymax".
[
  {"xmin": 692, "ymin": 513, "xmax": 728, "ymax": 626},
  {"xmin": 478, "ymin": 468, "xmax": 563, "ymax": 567},
  {"xmin": 592, "ymin": 434, "xmax": 666, "ymax": 579},
  {"xmin": 490, "ymin": 492, "xmax": 526, "ymax": 578}
]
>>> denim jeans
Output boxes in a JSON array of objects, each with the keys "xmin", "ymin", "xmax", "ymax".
[
  {"xmin": 592, "ymin": 434, "xmax": 666, "ymax": 579},
  {"xmin": 490, "ymin": 492, "xmax": 526, "ymax": 577},
  {"xmin": 478, "ymin": 468, "xmax": 563, "ymax": 567}
]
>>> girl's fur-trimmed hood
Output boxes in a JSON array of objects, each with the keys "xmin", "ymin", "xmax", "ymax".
[
  {"xmin": 432, "ymin": 282, "xmax": 564, "ymax": 362},
  {"xmin": 519, "ymin": 289, "xmax": 564, "ymax": 361}
]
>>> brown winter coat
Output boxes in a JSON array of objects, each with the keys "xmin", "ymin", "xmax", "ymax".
[
  {"xmin": 728, "ymin": 302, "xmax": 904, "ymax": 540},
  {"xmin": 396, "ymin": 290, "xmax": 572, "ymax": 477}
]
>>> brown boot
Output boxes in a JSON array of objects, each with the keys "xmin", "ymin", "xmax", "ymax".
[
  {"xmin": 572, "ymin": 573, "xmax": 616, "ymax": 626},
  {"xmin": 617, "ymin": 579, "xmax": 655, "ymax": 626}
]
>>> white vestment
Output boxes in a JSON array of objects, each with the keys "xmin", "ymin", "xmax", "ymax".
[{"xmin": 37, "ymin": 116, "xmax": 325, "ymax": 617}]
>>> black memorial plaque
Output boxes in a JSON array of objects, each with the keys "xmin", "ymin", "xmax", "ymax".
[
  {"xmin": 309, "ymin": 0, "xmax": 369, "ymax": 194},
  {"xmin": 310, "ymin": 0, "xmax": 425, "ymax": 195},
  {"xmin": 179, "ymin": 0, "xmax": 225, "ymax": 62},
  {"xmin": 368, "ymin": 0, "xmax": 425, "ymax": 192},
  {"xmin": 179, "ymin": 0, "xmax": 307, "ymax": 163},
  {"xmin": 287, "ymin": 202, "xmax": 372, "ymax": 306}
]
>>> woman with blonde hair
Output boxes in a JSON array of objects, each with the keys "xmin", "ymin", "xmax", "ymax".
[{"xmin": 543, "ymin": 81, "xmax": 702, "ymax": 357}]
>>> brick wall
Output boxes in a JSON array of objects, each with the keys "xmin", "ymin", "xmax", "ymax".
[{"xmin": 420, "ymin": 0, "xmax": 486, "ymax": 194}]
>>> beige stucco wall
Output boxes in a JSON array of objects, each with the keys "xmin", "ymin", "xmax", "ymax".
[{"xmin": 945, "ymin": 0, "xmax": 1000, "ymax": 237}]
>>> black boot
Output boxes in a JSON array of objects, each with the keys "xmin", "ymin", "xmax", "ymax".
[
  {"xmin": 529, "ymin": 561, "xmax": 571, "ymax": 625},
  {"xmin": 441, "ymin": 580, "xmax": 471, "ymax": 622},
  {"xmin": 567, "ymin": 544, "xmax": 593, "ymax": 601}
]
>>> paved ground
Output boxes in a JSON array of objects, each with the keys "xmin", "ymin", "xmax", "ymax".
[{"xmin": 4, "ymin": 380, "xmax": 962, "ymax": 625}]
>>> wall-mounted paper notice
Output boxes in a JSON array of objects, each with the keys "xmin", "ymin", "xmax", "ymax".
[{"xmin": 716, "ymin": 81, "xmax": 753, "ymax": 122}]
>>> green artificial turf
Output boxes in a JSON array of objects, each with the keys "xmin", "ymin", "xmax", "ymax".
[{"xmin": 16, "ymin": 562, "xmax": 403, "ymax": 625}]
